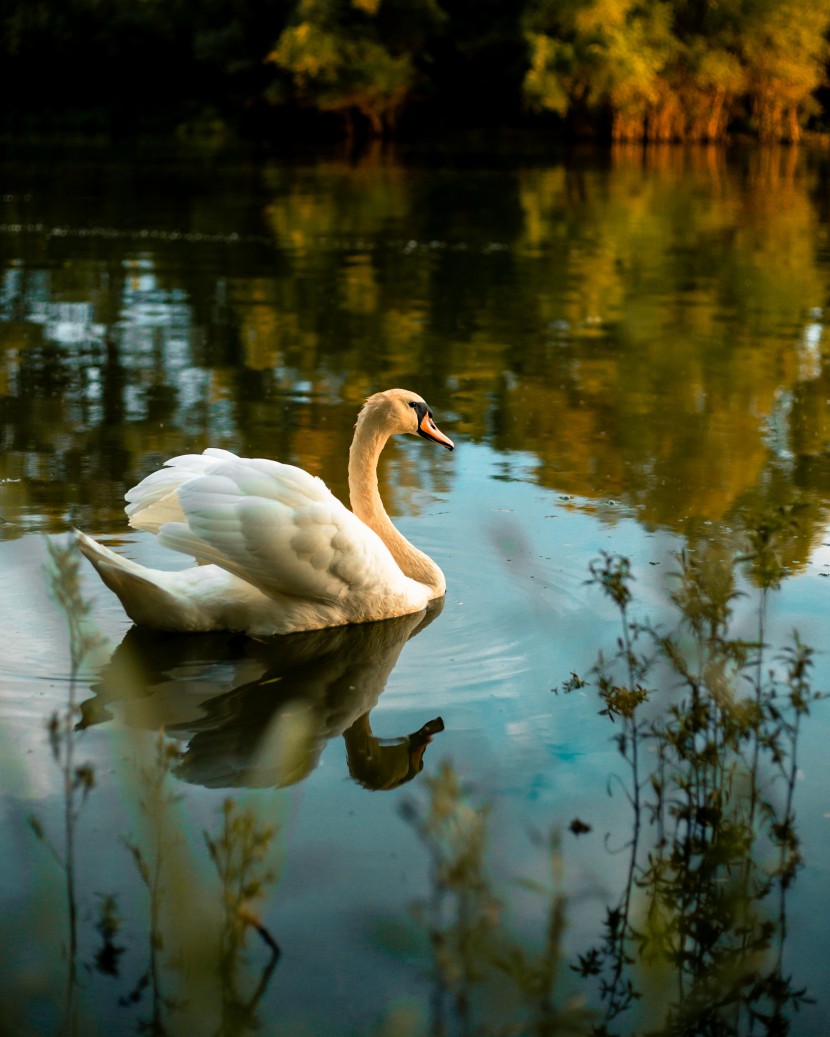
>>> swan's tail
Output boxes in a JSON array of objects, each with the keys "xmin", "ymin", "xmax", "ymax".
[{"xmin": 75, "ymin": 529, "xmax": 198, "ymax": 630}]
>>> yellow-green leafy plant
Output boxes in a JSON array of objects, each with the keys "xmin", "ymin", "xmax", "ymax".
[
  {"xmin": 28, "ymin": 537, "xmax": 107, "ymax": 1029},
  {"xmin": 568, "ymin": 533, "xmax": 822, "ymax": 1035}
]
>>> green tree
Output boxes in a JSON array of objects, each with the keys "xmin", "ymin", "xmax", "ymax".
[
  {"xmin": 523, "ymin": 0, "xmax": 679, "ymax": 140},
  {"xmin": 672, "ymin": 0, "xmax": 747, "ymax": 141},
  {"xmin": 268, "ymin": 0, "xmax": 445, "ymax": 135},
  {"xmin": 682, "ymin": 42, "xmax": 746, "ymax": 141},
  {"xmin": 738, "ymin": 0, "xmax": 830, "ymax": 142},
  {"xmin": 522, "ymin": 0, "xmax": 830, "ymax": 142}
]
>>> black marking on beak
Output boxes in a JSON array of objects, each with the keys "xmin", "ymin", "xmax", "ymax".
[{"xmin": 412, "ymin": 400, "xmax": 455, "ymax": 451}]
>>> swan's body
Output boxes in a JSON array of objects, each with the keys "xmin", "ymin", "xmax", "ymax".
[{"xmin": 77, "ymin": 389, "xmax": 454, "ymax": 636}]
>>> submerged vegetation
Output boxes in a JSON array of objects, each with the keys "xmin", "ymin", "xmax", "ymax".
[{"xmin": 2, "ymin": 0, "xmax": 830, "ymax": 140}]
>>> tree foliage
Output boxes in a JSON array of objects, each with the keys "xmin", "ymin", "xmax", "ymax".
[
  {"xmin": 1, "ymin": 0, "xmax": 830, "ymax": 141},
  {"xmin": 267, "ymin": 0, "xmax": 445, "ymax": 134},
  {"xmin": 523, "ymin": 0, "xmax": 830, "ymax": 141}
]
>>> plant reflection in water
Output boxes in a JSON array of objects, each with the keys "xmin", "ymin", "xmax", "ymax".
[
  {"xmin": 205, "ymin": 798, "xmax": 281, "ymax": 1037},
  {"xmin": 80, "ymin": 600, "xmax": 445, "ymax": 791}
]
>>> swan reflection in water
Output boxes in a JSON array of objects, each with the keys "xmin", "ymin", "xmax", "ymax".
[{"xmin": 80, "ymin": 601, "xmax": 444, "ymax": 791}]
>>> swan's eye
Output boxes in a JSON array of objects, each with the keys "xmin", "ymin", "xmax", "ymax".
[{"xmin": 409, "ymin": 399, "xmax": 431, "ymax": 430}]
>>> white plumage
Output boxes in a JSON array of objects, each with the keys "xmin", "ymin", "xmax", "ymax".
[{"xmin": 76, "ymin": 389, "xmax": 455, "ymax": 636}]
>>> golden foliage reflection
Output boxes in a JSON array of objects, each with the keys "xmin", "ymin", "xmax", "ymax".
[{"xmin": 2, "ymin": 147, "xmax": 830, "ymax": 562}]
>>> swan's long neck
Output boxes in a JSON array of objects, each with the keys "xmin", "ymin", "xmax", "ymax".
[{"xmin": 348, "ymin": 409, "xmax": 446, "ymax": 598}]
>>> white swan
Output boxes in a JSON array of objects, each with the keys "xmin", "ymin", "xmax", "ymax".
[{"xmin": 76, "ymin": 388, "xmax": 454, "ymax": 636}]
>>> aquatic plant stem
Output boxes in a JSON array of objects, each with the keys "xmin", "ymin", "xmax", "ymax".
[{"xmin": 43, "ymin": 538, "xmax": 105, "ymax": 1034}]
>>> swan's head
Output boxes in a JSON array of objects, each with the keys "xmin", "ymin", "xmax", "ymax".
[{"xmin": 361, "ymin": 389, "xmax": 455, "ymax": 451}]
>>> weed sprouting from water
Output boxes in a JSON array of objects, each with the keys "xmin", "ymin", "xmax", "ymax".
[
  {"xmin": 121, "ymin": 729, "xmax": 283, "ymax": 1034},
  {"xmin": 29, "ymin": 537, "xmax": 107, "ymax": 1030},
  {"xmin": 22, "ymin": 524, "xmax": 823, "ymax": 1035},
  {"xmin": 122, "ymin": 731, "xmax": 187, "ymax": 1031},
  {"xmin": 400, "ymin": 762, "xmax": 590, "ymax": 1036},
  {"xmin": 398, "ymin": 519, "xmax": 821, "ymax": 1036},
  {"xmin": 401, "ymin": 762, "xmax": 497, "ymax": 1030},
  {"xmin": 567, "ymin": 532, "xmax": 822, "ymax": 1035},
  {"xmin": 205, "ymin": 799, "xmax": 281, "ymax": 1034}
]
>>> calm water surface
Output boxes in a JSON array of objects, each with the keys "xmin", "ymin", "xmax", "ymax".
[{"xmin": 2, "ymin": 142, "xmax": 830, "ymax": 1035}]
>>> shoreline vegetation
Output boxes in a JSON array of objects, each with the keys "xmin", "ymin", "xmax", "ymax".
[{"xmin": 3, "ymin": 0, "xmax": 830, "ymax": 146}]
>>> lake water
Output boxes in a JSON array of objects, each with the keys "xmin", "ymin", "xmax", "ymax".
[{"xmin": 2, "ymin": 140, "xmax": 830, "ymax": 1035}]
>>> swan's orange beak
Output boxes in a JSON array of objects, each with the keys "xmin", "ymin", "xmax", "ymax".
[{"xmin": 418, "ymin": 411, "xmax": 455, "ymax": 451}]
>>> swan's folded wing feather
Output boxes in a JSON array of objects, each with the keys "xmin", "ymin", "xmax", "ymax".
[
  {"xmin": 126, "ymin": 450, "xmax": 328, "ymax": 532},
  {"xmin": 126, "ymin": 450, "xmax": 243, "ymax": 531},
  {"xmin": 154, "ymin": 460, "xmax": 407, "ymax": 604}
]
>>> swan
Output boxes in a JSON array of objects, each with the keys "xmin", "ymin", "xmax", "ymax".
[{"xmin": 76, "ymin": 388, "xmax": 454, "ymax": 636}]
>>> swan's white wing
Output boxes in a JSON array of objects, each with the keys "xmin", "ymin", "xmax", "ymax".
[
  {"xmin": 140, "ymin": 454, "xmax": 410, "ymax": 605},
  {"xmin": 126, "ymin": 449, "xmax": 243, "ymax": 531}
]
